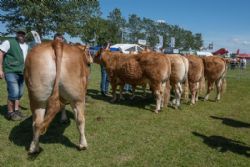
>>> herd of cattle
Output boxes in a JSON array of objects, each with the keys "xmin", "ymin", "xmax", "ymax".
[{"xmin": 24, "ymin": 40, "xmax": 228, "ymax": 154}]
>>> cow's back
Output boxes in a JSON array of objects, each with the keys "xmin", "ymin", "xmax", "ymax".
[
  {"xmin": 137, "ymin": 52, "xmax": 171, "ymax": 83},
  {"xmin": 168, "ymin": 54, "xmax": 188, "ymax": 83},
  {"xmin": 25, "ymin": 42, "xmax": 87, "ymax": 103},
  {"xmin": 118, "ymin": 56, "xmax": 143, "ymax": 83},
  {"xmin": 203, "ymin": 56, "xmax": 226, "ymax": 81},
  {"xmin": 186, "ymin": 55, "xmax": 204, "ymax": 82}
]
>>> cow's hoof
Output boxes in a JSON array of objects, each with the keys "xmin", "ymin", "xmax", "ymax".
[
  {"xmin": 154, "ymin": 110, "xmax": 159, "ymax": 114},
  {"xmin": 28, "ymin": 145, "xmax": 41, "ymax": 155},
  {"xmin": 60, "ymin": 119, "xmax": 69, "ymax": 124},
  {"xmin": 78, "ymin": 145, "xmax": 87, "ymax": 151}
]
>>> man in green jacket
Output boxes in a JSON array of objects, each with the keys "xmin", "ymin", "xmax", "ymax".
[{"xmin": 0, "ymin": 30, "xmax": 29, "ymax": 121}]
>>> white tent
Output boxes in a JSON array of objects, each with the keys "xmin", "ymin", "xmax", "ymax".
[
  {"xmin": 196, "ymin": 51, "xmax": 213, "ymax": 57},
  {"xmin": 110, "ymin": 44, "xmax": 143, "ymax": 54}
]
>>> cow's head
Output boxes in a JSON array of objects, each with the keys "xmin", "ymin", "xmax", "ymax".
[
  {"xmin": 93, "ymin": 48, "xmax": 103, "ymax": 64},
  {"xmin": 94, "ymin": 48, "xmax": 112, "ymax": 65}
]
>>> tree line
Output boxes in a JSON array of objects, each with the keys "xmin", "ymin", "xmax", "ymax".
[{"xmin": 0, "ymin": 0, "xmax": 203, "ymax": 50}]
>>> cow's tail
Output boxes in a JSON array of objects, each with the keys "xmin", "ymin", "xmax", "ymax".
[
  {"xmin": 183, "ymin": 78, "xmax": 189, "ymax": 102},
  {"xmin": 40, "ymin": 40, "xmax": 63, "ymax": 135},
  {"xmin": 182, "ymin": 57, "xmax": 189, "ymax": 101},
  {"xmin": 199, "ymin": 61, "xmax": 206, "ymax": 94},
  {"xmin": 163, "ymin": 79, "xmax": 171, "ymax": 107}
]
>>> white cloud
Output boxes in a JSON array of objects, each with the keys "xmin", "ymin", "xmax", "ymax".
[
  {"xmin": 242, "ymin": 40, "xmax": 250, "ymax": 45},
  {"xmin": 231, "ymin": 38, "xmax": 250, "ymax": 46}
]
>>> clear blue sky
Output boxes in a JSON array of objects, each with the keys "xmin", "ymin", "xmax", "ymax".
[
  {"xmin": 1, "ymin": 0, "xmax": 249, "ymax": 53},
  {"xmin": 99, "ymin": 0, "xmax": 250, "ymax": 53}
]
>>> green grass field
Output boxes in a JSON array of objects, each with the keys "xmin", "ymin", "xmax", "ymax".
[{"xmin": 0, "ymin": 64, "xmax": 250, "ymax": 167}]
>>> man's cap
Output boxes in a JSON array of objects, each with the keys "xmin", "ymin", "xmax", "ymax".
[
  {"xmin": 54, "ymin": 33, "xmax": 64, "ymax": 39},
  {"xmin": 16, "ymin": 29, "xmax": 26, "ymax": 35}
]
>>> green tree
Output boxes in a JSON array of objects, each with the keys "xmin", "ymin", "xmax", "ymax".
[
  {"xmin": 107, "ymin": 8, "xmax": 126, "ymax": 43},
  {"xmin": 156, "ymin": 22, "xmax": 171, "ymax": 48},
  {"xmin": 81, "ymin": 17, "xmax": 119, "ymax": 46},
  {"xmin": 127, "ymin": 14, "xmax": 144, "ymax": 43},
  {"xmin": 193, "ymin": 33, "xmax": 203, "ymax": 50},
  {"xmin": 142, "ymin": 18, "xmax": 158, "ymax": 47},
  {"xmin": 0, "ymin": 0, "xmax": 100, "ymax": 38}
]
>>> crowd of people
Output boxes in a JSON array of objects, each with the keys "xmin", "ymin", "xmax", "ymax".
[{"xmin": 230, "ymin": 57, "xmax": 247, "ymax": 70}]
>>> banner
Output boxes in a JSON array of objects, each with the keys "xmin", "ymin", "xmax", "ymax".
[{"xmin": 31, "ymin": 31, "xmax": 42, "ymax": 44}]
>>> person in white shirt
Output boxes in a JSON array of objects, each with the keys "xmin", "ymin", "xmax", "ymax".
[{"xmin": 0, "ymin": 30, "xmax": 29, "ymax": 121}]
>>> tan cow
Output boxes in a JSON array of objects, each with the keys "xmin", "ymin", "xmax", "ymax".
[
  {"xmin": 94, "ymin": 50, "xmax": 171, "ymax": 113},
  {"xmin": 25, "ymin": 40, "xmax": 90, "ymax": 154},
  {"xmin": 185, "ymin": 55, "xmax": 204, "ymax": 105},
  {"xmin": 167, "ymin": 54, "xmax": 189, "ymax": 109},
  {"xmin": 202, "ymin": 56, "xmax": 227, "ymax": 101}
]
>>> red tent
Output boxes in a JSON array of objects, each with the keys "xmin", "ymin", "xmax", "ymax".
[
  {"xmin": 213, "ymin": 48, "xmax": 228, "ymax": 55},
  {"xmin": 238, "ymin": 54, "xmax": 250, "ymax": 59}
]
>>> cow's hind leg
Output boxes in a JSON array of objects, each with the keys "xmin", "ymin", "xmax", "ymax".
[
  {"xmin": 177, "ymin": 83, "xmax": 183, "ymax": 108},
  {"xmin": 152, "ymin": 83, "xmax": 162, "ymax": 113},
  {"xmin": 160, "ymin": 82, "xmax": 166, "ymax": 108},
  {"xmin": 195, "ymin": 82, "xmax": 200, "ymax": 102},
  {"xmin": 204, "ymin": 80, "xmax": 213, "ymax": 101},
  {"xmin": 29, "ymin": 102, "xmax": 46, "ymax": 154},
  {"xmin": 71, "ymin": 101, "xmax": 87, "ymax": 150},
  {"xmin": 119, "ymin": 83, "xmax": 125, "ymax": 101},
  {"xmin": 172, "ymin": 83, "xmax": 181, "ymax": 109},
  {"xmin": 110, "ymin": 82, "xmax": 117, "ymax": 102},
  {"xmin": 215, "ymin": 78, "xmax": 223, "ymax": 101},
  {"xmin": 189, "ymin": 82, "xmax": 196, "ymax": 105}
]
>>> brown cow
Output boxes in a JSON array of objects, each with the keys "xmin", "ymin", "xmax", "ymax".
[
  {"xmin": 25, "ymin": 40, "xmax": 90, "ymax": 154},
  {"xmin": 185, "ymin": 55, "xmax": 204, "ymax": 105},
  {"xmin": 202, "ymin": 56, "xmax": 227, "ymax": 101},
  {"xmin": 94, "ymin": 50, "xmax": 171, "ymax": 113},
  {"xmin": 167, "ymin": 54, "xmax": 189, "ymax": 109}
]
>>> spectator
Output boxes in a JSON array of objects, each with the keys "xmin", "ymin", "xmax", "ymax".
[
  {"xmin": 240, "ymin": 58, "xmax": 247, "ymax": 70},
  {"xmin": 100, "ymin": 43, "xmax": 110, "ymax": 96},
  {"xmin": 0, "ymin": 30, "xmax": 29, "ymax": 121},
  {"xmin": 54, "ymin": 33, "xmax": 64, "ymax": 42}
]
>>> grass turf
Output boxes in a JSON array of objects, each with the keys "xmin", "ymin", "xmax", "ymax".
[{"xmin": 0, "ymin": 64, "xmax": 249, "ymax": 167}]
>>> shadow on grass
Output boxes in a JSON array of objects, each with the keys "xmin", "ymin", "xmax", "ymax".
[
  {"xmin": 8, "ymin": 110, "xmax": 78, "ymax": 158},
  {"xmin": 87, "ymin": 89, "xmax": 155, "ymax": 112},
  {"xmin": 192, "ymin": 132, "xmax": 250, "ymax": 157},
  {"xmin": 0, "ymin": 105, "xmax": 8, "ymax": 118},
  {"xmin": 210, "ymin": 116, "xmax": 250, "ymax": 128}
]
